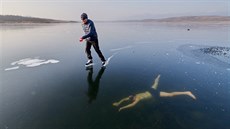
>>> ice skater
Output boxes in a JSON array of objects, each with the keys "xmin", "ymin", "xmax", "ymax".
[{"xmin": 79, "ymin": 13, "xmax": 106, "ymax": 67}]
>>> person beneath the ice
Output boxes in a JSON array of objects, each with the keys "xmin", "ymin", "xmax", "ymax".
[
  {"xmin": 112, "ymin": 75, "xmax": 196, "ymax": 112},
  {"xmin": 79, "ymin": 13, "xmax": 106, "ymax": 67}
]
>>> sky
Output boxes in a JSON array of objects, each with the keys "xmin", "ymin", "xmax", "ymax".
[{"xmin": 1, "ymin": 0, "xmax": 230, "ymax": 21}]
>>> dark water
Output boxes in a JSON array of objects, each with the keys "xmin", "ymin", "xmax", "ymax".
[{"xmin": 0, "ymin": 23, "xmax": 230, "ymax": 129}]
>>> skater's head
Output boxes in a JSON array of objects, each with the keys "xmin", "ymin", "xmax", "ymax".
[{"xmin": 81, "ymin": 13, "xmax": 88, "ymax": 24}]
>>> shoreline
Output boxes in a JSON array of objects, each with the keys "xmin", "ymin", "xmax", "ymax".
[{"xmin": 1, "ymin": 21, "xmax": 229, "ymax": 25}]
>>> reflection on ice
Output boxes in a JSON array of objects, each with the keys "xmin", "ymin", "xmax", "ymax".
[{"xmin": 5, "ymin": 58, "xmax": 59, "ymax": 71}]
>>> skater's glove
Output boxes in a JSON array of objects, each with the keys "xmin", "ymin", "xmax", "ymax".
[{"xmin": 79, "ymin": 38, "xmax": 83, "ymax": 42}]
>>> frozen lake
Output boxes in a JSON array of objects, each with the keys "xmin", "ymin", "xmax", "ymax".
[{"xmin": 0, "ymin": 22, "xmax": 230, "ymax": 129}]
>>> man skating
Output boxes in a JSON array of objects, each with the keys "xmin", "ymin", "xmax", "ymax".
[{"xmin": 79, "ymin": 13, "xmax": 106, "ymax": 67}]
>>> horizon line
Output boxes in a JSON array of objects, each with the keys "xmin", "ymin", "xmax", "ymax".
[{"xmin": 1, "ymin": 14, "xmax": 230, "ymax": 22}]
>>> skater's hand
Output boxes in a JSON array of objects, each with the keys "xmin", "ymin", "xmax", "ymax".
[{"xmin": 79, "ymin": 38, "xmax": 83, "ymax": 42}]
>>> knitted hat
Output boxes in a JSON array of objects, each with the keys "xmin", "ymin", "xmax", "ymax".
[{"xmin": 81, "ymin": 13, "xmax": 88, "ymax": 20}]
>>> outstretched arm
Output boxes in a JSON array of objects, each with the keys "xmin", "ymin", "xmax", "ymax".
[
  {"xmin": 113, "ymin": 96, "xmax": 132, "ymax": 107},
  {"xmin": 119, "ymin": 99, "xmax": 139, "ymax": 112}
]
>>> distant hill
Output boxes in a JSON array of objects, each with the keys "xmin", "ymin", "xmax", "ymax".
[
  {"xmin": 108, "ymin": 16, "xmax": 230, "ymax": 24},
  {"xmin": 1, "ymin": 15, "xmax": 229, "ymax": 24},
  {"xmin": 143, "ymin": 16, "xmax": 230, "ymax": 23},
  {"xmin": 0, "ymin": 15, "xmax": 78, "ymax": 23}
]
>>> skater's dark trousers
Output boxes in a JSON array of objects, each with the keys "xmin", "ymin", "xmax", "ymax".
[{"xmin": 85, "ymin": 39, "xmax": 106, "ymax": 62}]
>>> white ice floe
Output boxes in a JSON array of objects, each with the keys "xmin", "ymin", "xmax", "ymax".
[
  {"xmin": 11, "ymin": 58, "xmax": 32, "ymax": 65},
  {"xmin": 18, "ymin": 59, "xmax": 46, "ymax": 66},
  {"xmin": 26, "ymin": 60, "xmax": 59, "ymax": 67},
  {"xmin": 135, "ymin": 41, "xmax": 152, "ymax": 44},
  {"xmin": 110, "ymin": 46, "xmax": 133, "ymax": 52},
  {"xmin": 4, "ymin": 58, "xmax": 59, "ymax": 71},
  {"xmin": 104, "ymin": 54, "xmax": 115, "ymax": 66},
  {"xmin": 5, "ymin": 66, "xmax": 20, "ymax": 71}
]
